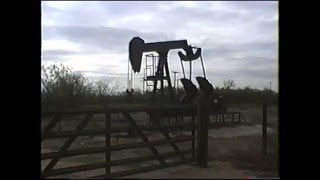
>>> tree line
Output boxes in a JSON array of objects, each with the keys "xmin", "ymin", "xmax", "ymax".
[{"xmin": 41, "ymin": 64, "xmax": 278, "ymax": 110}]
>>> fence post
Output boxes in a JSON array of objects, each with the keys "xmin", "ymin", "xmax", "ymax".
[
  {"xmin": 232, "ymin": 113, "xmax": 234, "ymax": 124},
  {"xmin": 262, "ymin": 104, "xmax": 267, "ymax": 155},
  {"xmin": 105, "ymin": 113, "xmax": 111, "ymax": 177},
  {"xmin": 197, "ymin": 90, "xmax": 209, "ymax": 167},
  {"xmin": 58, "ymin": 120, "xmax": 61, "ymax": 132},
  {"xmin": 192, "ymin": 115, "xmax": 196, "ymax": 159}
]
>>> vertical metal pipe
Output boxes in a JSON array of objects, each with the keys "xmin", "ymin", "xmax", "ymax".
[
  {"xmin": 189, "ymin": 61, "xmax": 192, "ymax": 80},
  {"xmin": 180, "ymin": 60, "xmax": 186, "ymax": 79},
  {"xmin": 200, "ymin": 55, "xmax": 206, "ymax": 78}
]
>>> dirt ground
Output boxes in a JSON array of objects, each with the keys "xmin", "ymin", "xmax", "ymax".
[
  {"xmin": 42, "ymin": 124, "xmax": 279, "ymax": 179},
  {"xmin": 123, "ymin": 161, "xmax": 269, "ymax": 179},
  {"xmin": 121, "ymin": 125, "xmax": 279, "ymax": 179},
  {"xmin": 42, "ymin": 105, "xmax": 279, "ymax": 179}
]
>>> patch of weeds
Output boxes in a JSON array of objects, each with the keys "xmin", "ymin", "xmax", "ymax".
[{"xmin": 230, "ymin": 149, "xmax": 277, "ymax": 172}]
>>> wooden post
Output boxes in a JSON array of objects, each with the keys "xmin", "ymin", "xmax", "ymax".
[
  {"xmin": 105, "ymin": 113, "xmax": 111, "ymax": 177},
  {"xmin": 197, "ymin": 90, "xmax": 209, "ymax": 167},
  {"xmin": 222, "ymin": 113, "xmax": 225, "ymax": 123},
  {"xmin": 262, "ymin": 104, "xmax": 267, "ymax": 155},
  {"xmin": 232, "ymin": 113, "xmax": 235, "ymax": 124},
  {"xmin": 192, "ymin": 115, "xmax": 196, "ymax": 159},
  {"xmin": 58, "ymin": 120, "xmax": 61, "ymax": 132}
]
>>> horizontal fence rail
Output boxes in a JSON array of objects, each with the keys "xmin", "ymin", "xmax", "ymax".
[
  {"xmin": 41, "ymin": 105, "xmax": 197, "ymax": 178},
  {"xmin": 41, "ymin": 136, "xmax": 195, "ymax": 160},
  {"xmin": 42, "ymin": 149, "xmax": 193, "ymax": 177},
  {"xmin": 41, "ymin": 104, "xmax": 252, "ymax": 178},
  {"xmin": 43, "ymin": 123, "xmax": 195, "ymax": 140},
  {"xmin": 42, "ymin": 104, "xmax": 197, "ymax": 116}
]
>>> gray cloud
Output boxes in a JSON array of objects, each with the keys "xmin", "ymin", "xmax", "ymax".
[
  {"xmin": 203, "ymin": 41, "xmax": 277, "ymax": 59},
  {"xmin": 43, "ymin": 25, "xmax": 176, "ymax": 55},
  {"xmin": 41, "ymin": 49, "xmax": 89, "ymax": 61},
  {"xmin": 41, "ymin": 1, "xmax": 278, "ymax": 91},
  {"xmin": 228, "ymin": 1, "xmax": 278, "ymax": 12}
]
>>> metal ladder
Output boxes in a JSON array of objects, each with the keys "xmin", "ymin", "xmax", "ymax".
[{"xmin": 144, "ymin": 54, "xmax": 158, "ymax": 92}]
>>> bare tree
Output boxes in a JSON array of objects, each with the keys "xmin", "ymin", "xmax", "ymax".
[
  {"xmin": 94, "ymin": 78, "xmax": 122, "ymax": 106},
  {"xmin": 263, "ymin": 87, "xmax": 270, "ymax": 91},
  {"xmin": 95, "ymin": 79, "xmax": 121, "ymax": 96},
  {"xmin": 223, "ymin": 79, "xmax": 236, "ymax": 90},
  {"xmin": 41, "ymin": 63, "xmax": 92, "ymax": 109},
  {"xmin": 42, "ymin": 63, "xmax": 125, "ymax": 109}
]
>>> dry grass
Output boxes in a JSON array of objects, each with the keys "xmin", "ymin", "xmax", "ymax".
[
  {"xmin": 42, "ymin": 104, "xmax": 279, "ymax": 178},
  {"xmin": 208, "ymin": 132, "xmax": 278, "ymax": 177},
  {"xmin": 227, "ymin": 104, "xmax": 278, "ymax": 128}
]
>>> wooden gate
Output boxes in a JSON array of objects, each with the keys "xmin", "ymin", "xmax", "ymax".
[{"xmin": 41, "ymin": 105, "xmax": 197, "ymax": 178}]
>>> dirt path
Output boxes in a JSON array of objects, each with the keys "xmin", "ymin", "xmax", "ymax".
[
  {"xmin": 123, "ymin": 161, "xmax": 265, "ymax": 179},
  {"xmin": 208, "ymin": 125, "xmax": 274, "ymax": 138},
  {"xmin": 42, "ymin": 125, "xmax": 278, "ymax": 179}
]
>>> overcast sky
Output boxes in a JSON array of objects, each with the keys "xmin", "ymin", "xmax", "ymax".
[{"xmin": 41, "ymin": 1, "xmax": 278, "ymax": 92}]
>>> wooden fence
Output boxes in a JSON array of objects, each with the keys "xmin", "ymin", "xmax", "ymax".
[
  {"xmin": 41, "ymin": 105, "xmax": 198, "ymax": 178},
  {"xmin": 41, "ymin": 104, "xmax": 253, "ymax": 178}
]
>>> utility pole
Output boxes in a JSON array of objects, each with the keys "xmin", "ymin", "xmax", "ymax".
[{"xmin": 269, "ymin": 82, "xmax": 272, "ymax": 91}]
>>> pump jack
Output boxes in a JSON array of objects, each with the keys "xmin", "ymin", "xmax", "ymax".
[
  {"xmin": 129, "ymin": 37, "xmax": 202, "ymax": 104},
  {"xmin": 128, "ymin": 36, "xmax": 228, "ymax": 126}
]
